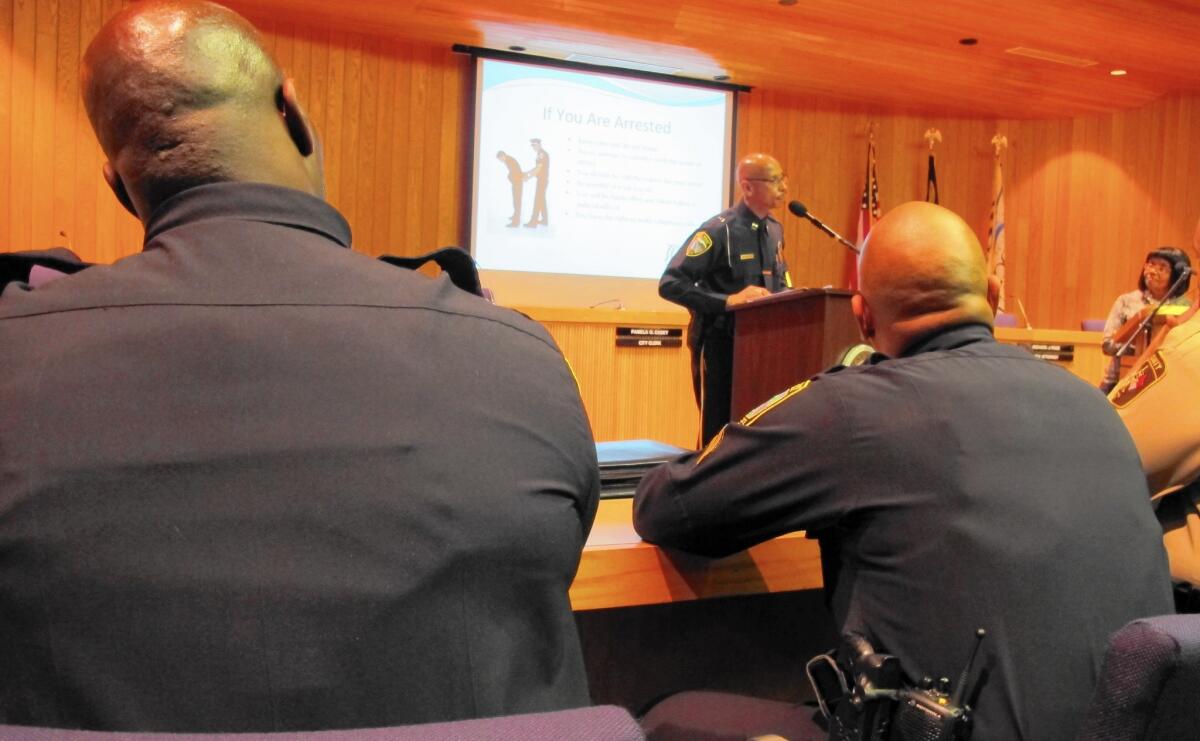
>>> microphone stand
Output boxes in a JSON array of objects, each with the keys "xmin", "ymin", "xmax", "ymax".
[
  {"xmin": 1113, "ymin": 269, "xmax": 1192, "ymax": 359},
  {"xmin": 803, "ymin": 216, "xmax": 861, "ymax": 255}
]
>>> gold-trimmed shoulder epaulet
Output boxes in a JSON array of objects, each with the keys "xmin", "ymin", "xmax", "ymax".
[{"xmin": 740, "ymin": 379, "xmax": 812, "ymax": 426}]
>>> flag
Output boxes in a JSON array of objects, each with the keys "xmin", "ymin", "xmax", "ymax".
[
  {"xmin": 926, "ymin": 152, "xmax": 939, "ymax": 204},
  {"xmin": 985, "ymin": 154, "xmax": 1007, "ymax": 311},
  {"xmin": 850, "ymin": 139, "xmax": 880, "ymax": 290}
]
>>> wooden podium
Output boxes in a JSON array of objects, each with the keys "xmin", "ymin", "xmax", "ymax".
[{"xmin": 728, "ymin": 288, "xmax": 861, "ymax": 420}]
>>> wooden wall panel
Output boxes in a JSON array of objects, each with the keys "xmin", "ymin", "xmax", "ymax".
[
  {"xmin": 737, "ymin": 91, "xmax": 1200, "ymax": 329},
  {"xmin": 736, "ymin": 91, "xmax": 999, "ymax": 295},
  {"xmin": 533, "ymin": 313, "xmax": 698, "ymax": 448},
  {"xmin": 0, "ymin": 4, "xmax": 472, "ymax": 263},
  {"xmin": 998, "ymin": 96, "xmax": 1200, "ymax": 329}
]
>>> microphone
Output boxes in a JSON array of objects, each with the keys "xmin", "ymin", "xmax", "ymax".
[{"xmin": 788, "ymin": 201, "xmax": 860, "ymax": 254}]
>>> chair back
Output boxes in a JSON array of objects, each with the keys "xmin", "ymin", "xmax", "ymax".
[
  {"xmin": 0, "ymin": 705, "xmax": 644, "ymax": 741},
  {"xmin": 994, "ymin": 312, "xmax": 1019, "ymax": 328},
  {"xmin": 1075, "ymin": 614, "xmax": 1200, "ymax": 740}
]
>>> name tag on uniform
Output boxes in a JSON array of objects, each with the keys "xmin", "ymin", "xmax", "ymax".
[{"xmin": 739, "ymin": 253, "xmax": 755, "ymax": 261}]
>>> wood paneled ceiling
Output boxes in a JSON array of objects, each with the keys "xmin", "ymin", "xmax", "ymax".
[{"xmin": 228, "ymin": 0, "xmax": 1200, "ymax": 119}]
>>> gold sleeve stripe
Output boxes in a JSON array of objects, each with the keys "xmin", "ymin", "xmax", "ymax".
[
  {"xmin": 695, "ymin": 380, "xmax": 812, "ymax": 466},
  {"xmin": 563, "ymin": 356, "xmax": 583, "ymax": 393},
  {"xmin": 695, "ymin": 426, "xmax": 727, "ymax": 465},
  {"xmin": 740, "ymin": 380, "xmax": 811, "ymax": 427}
]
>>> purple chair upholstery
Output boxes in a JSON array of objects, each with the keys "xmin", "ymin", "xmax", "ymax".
[
  {"xmin": 639, "ymin": 691, "xmax": 825, "ymax": 741},
  {"xmin": 1075, "ymin": 614, "xmax": 1200, "ymax": 740},
  {"xmin": 994, "ymin": 311, "xmax": 1019, "ymax": 328},
  {"xmin": 0, "ymin": 706, "xmax": 644, "ymax": 741},
  {"xmin": 1081, "ymin": 318, "xmax": 1106, "ymax": 332}
]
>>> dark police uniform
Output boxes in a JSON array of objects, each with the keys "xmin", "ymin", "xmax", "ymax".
[
  {"xmin": 0, "ymin": 182, "xmax": 599, "ymax": 731},
  {"xmin": 635, "ymin": 323, "xmax": 1171, "ymax": 741},
  {"xmin": 659, "ymin": 201, "xmax": 790, "ymax": 445}
]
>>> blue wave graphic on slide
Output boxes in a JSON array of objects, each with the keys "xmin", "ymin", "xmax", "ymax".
[{"xmin": 482, "ymin": 60, "xmax": 725, "ymax": 108}]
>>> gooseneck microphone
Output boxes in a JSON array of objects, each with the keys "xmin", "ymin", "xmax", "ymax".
[{"xmin": 788, "ymin": 200, "xmax": 860, "ymax": 254}]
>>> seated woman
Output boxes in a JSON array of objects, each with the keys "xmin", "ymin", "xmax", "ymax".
[{"xmin": 1099, "ymin": 246, "xmax": 1192, "ymax": 392}]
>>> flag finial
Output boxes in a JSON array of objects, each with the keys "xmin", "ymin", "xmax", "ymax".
[
  {"xmin": 924, "ymin": 128, "xmax": 942, "ymax": 150},
  {"xmin": 990, "ymin": 134, "xmax": 1008, "ymax": 156}
]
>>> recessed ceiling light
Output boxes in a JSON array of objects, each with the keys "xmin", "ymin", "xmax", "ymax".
[
  {"xmin": 508, "ymin": 45, "xmax": 526, "ymax": 52},
  {"xmin": 959, "ymin": 38, "xmax": 978, "ymax": 46},
  {"xmin": 1110, "ymin": 69, "xmax": 1127, "ymax": 76}
]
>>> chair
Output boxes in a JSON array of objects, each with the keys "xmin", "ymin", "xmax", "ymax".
[
  {"xmin": 0, "ymin": 705, "xmax": 644, "ymax": 741},
  {"xmin": 639, "ymin": 691, "xmax": 825, "ymax": 741},
  {"xmin": 1074, "ymin": 614, "xmax": 1200, "ymax": 740},
  {"xmin": 994, "ymin": 311, "xmax": 1019, "ymax": 328},
  {"xmin": 1081, "ymin": 318, "xmax": 1106, "ymax": 332}
]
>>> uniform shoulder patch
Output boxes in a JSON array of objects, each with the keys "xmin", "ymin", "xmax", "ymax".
[
  {"xmin": 740, "ymin": 380, "xmax": 812, "ymax": 427},
  {"xmin": 685, "ymin": 231, "xmax": 713, "ymax": 257},
  {"xmin": 1110, "ymin": 351, "xmax": 1166, "ymax": 408}
]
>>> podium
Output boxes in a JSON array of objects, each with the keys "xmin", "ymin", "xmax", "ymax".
[{"xmin": 727, "ymin": 288, "xmax": 861, "ymax": 420}]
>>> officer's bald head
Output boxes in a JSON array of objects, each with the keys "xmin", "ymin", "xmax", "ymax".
[
  {"xmin": 852, "ymin": 202, "xmax": 999, "ymax": 356},
  {"xmin": 81, "ymin": 0, "xmax": 322, "ymax": 223}
]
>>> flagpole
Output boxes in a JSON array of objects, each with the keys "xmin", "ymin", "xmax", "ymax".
[
  {"xmin": 987, "ymin": 134, "xmax": 1009, "ymax": 312},
  {"xmin": 924, "ymin": 128, "xmax": 941, "ymax": 204}
]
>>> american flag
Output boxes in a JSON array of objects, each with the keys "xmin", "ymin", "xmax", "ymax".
[
  {"xmin": 986, "ymin": 153, "xmax": 1007, "ymax": 311},
  {"xmin": 850, "ymin": 138, "xmax": 881, "ymax": 290}
]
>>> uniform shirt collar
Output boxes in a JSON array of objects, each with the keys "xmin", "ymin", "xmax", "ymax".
[
  {"xmin": 142, "ymin": 182, "xmax": 352, "ymax": 250},
  {"xmin": 896, "ymin": 322, "xmax": 996, "ymax": 358},
  {"xmin": 735, "ymin": 201, "xmax": 776, "ymax": 228}
]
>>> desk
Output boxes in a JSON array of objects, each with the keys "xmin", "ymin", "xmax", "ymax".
[
  {"xmin": 570, "ymin": 499, "xmax": 834, "ymax": 710},
  {"xmin": 995, "ymin": 327, "xmax": 1105, "ymax": 386},
  {"xmin": 570, "ymin": 499, "xmax": 824, "ymax": 611}
]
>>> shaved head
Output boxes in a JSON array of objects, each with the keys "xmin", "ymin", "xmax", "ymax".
[
  {"xmin": 735, "ymin": 153, "xmax": 780, "ymax": 183},
  {"xmin": 735, "ymin": 152, "xmax": 787, "ymax": 217},
  {"xmin": 853, "ymin": 202, "xmax": 999, "ymax": 356},
  {"xmin": 81, "ymin": 0, "xmax": 322, "ymax": 222}
]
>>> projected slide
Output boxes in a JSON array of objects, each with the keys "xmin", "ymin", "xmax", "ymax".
[{"xmin": 471, "ymin": 59, "xmax": 732, "ymax": 280}]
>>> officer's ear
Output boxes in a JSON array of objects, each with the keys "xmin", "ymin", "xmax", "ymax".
[
  {"xmin": 986, "ymin": 275, "xmax": 1001, "ymax": 316},
  {"xmin": 103, "ymin": 161, "xmax": 138, "ymax": 219},
  {"xmin": 851, "ymin": 293, "xmax": 875, "ymax": 340}
]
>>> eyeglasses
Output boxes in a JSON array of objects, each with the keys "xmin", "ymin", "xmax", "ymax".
[{"xmin": 746, "ymin": 174, "xmax": 788, "ymax": 186}]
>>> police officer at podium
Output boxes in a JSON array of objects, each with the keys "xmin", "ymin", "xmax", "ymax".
[{"xmin": 659, "ymin": 152, "xmax": 792, "ymax": 445}]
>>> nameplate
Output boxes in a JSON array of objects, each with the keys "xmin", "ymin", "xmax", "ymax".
[
  {"xmin": 615, "ymin": 327, "xmax": 683, "ymax": 348},
  {"xmin": 1018, "ymin": 342, "xmax": 1075, "ymax": 362}
]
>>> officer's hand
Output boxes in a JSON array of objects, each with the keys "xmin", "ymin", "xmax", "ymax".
[{"xmin": 725, "ymin": 285, "xmax": 771, "ymax": 308}]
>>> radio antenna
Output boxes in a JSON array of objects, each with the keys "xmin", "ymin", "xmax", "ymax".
[{"xmin": 951, "ymin": 629, "xmax": 987, "ymax": 707}]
